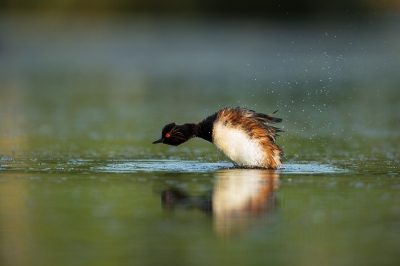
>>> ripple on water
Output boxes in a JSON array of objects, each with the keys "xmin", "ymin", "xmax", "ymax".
[
  {"xmin": 281, "ymin": 163, "xmax": 347, "ymax": 174},
  {"xmin": 94, "ymin": 160, "xmax": 232, "ymax": 173},
  {"xmin": 93, "ymin": 160, "xmax": 346, "ymax": 174}
]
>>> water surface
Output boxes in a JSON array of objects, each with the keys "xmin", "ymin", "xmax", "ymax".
[{"xmin": 1, "ymin": 14, "xmax": 400, "ymax": 266}]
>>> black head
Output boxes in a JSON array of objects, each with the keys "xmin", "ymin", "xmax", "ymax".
[{"xmin": 153, "ymin": 122, "xmax": 190, "ymax": 146}]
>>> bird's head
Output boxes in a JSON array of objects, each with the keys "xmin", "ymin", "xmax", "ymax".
[{"xmin": 152, "ymin": 123, "xmax": 190, "ymax": 146}]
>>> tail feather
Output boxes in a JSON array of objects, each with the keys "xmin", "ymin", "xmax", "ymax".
[{"xmin": 256, "ymin": 110, "xmax": 282, "ymax": 123}]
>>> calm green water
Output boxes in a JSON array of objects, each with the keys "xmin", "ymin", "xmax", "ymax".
[{"xmin": 1, "ymin": 14, "xmax": 400, "ymax": 266}]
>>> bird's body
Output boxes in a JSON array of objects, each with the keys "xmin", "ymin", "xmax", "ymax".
[{"xmin": 153, "ymin": 107, "xmax": 283, "ymax": 169}]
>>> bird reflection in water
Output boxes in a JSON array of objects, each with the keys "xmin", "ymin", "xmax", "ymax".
[{"xmin": 161, "ymin": 169, "xmax": 279, "ymax": 238}]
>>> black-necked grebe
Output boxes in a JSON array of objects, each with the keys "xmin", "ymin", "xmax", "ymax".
[{"xmin": 153, "ymin": 107, "xmax": 283, "ymax": 169}]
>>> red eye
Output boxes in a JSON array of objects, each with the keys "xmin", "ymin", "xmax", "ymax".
[{"xmin": 165, "ymin": 133, "xmax": 171, "ymax": 138}]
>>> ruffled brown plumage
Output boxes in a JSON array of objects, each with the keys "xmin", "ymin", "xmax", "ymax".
[{"xmin": 213, "ymin": 107, "xmax": 283, "ymax": 169}]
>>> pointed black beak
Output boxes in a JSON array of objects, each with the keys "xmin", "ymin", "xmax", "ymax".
[{"xmin": 152, "ymin": 138, "xmax": 164, "ymax": 144}]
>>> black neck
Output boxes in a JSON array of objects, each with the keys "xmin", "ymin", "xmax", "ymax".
[{"xmin": 195, "ymin": 111, "xmax": 218, "ymax": 142}]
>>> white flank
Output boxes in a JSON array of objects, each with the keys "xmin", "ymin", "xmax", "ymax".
[{"xmin": 213, "ymin": 122, "xmax": 266, "ymax": 167}]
